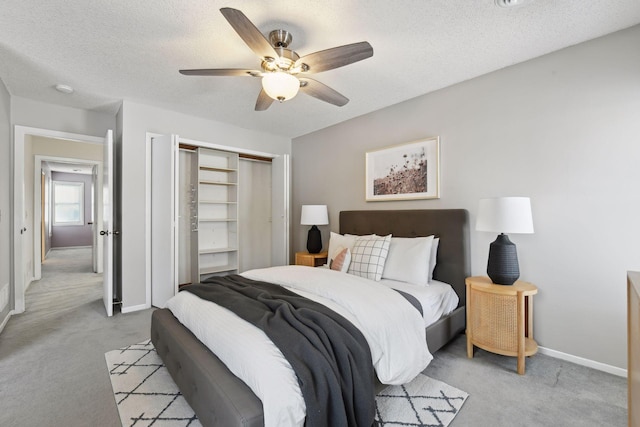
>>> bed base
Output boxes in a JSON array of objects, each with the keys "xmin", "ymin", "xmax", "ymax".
[
  {"xmin": 151, "ymin": 308, "xmax": 263, "ymax": 427},
  {"xmin": 152, "ymin": 304, "xmax": 466, "ymax": 426}
]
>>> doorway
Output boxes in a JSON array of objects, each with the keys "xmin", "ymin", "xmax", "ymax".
[
  {"xmin": 12, "ymin": 126, "xmax": 112, "ymax": 315},
  {"xmin": 35, "ymin": 157, "xmax": 103, "ymax": 281}
]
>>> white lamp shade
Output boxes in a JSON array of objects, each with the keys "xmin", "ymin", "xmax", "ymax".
[
  {"xmin": 301, "ymin": 205, "xmax": 329, "ymax": 225},
  {"xmin": 262, "ymin": 72, "xmax": 300, "ymax": 101},
  {"xmin": 476, "ymin": 197, "xmax": 534, "ymax": 234}
]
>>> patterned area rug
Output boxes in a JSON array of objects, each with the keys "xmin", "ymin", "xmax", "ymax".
[{"xmin": 106, "ymin": 340, "xmax": 467, "ymax": 427}]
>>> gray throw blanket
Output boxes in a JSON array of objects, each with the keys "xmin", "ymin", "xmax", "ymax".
[{"xmin": 184, "ymin": 275, "xmax": 376, "ymax": 427}]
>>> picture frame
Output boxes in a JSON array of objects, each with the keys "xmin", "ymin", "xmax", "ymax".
[{"xmin": 365, "ymin": 136, "xmax": 440, "ymax": 201}]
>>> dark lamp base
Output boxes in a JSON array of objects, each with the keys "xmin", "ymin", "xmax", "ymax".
[
  {"xmin": 487, "ymin": 233, "xmax": 520, "ymax": 285},
  {"xmin": 306, "ymin": 225, "xmax": 322, "ymax": 254}
]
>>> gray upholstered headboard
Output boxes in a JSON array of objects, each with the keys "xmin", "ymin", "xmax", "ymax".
[{"xmin": 339, "ymin": 209, "xmax": 470, "ymax": 307}]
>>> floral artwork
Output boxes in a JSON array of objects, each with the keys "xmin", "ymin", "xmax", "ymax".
[{"xmin": 366, "ymin": 137, "xmax": 440, "ymax": 201}]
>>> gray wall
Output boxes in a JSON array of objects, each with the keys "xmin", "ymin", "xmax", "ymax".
[
  {"xmin": 0, "ymin": 78, "xmax": 11, "ymax": 323},
  {"xmin": 292, "ymin": 25, "xmax": 640, "ymax": 370},
  {"xmin": 50, "ymin": 172, "xmax": 93, "ymax": 248},
  {"xmin": 119, "ymin": 100, "xmax": 292, "ymax": 311}
]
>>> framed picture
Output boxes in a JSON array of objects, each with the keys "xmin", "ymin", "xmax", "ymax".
[{"xmin": 366, "ymin": 136, "xmax": 440, "ymax": 201}]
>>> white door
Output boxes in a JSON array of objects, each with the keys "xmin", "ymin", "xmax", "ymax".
[
  {"xmin": 102, "ymin": 130, "xmax": 114, "ymax": 317},
  {"xmin": 13, "ymin": 151, "xmax": 26, "ymax": 313},
  {"xmin": 271, "ymin": 154, "xmax": 290, "ymax": 266},
  {"xmin": 150, "ymin": 134, "xmax": 179, "ymax": 308},
  {"xmin": 91, "ymin": 164, "xmax": 104, "ymax": 274}
]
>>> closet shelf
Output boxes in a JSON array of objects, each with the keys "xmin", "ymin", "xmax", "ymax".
[
  {"xmin": 200, "ymin": 264, "xmax": 238, "ymax": 275},
  {"xmin": 199, "ymin": 166, "xmax": 237, "ymax": 173},
  {"xmin": 198, "ymin": 200, "xmax": 237, "ymax": 205},
  {"xmin": 199, "ymin": 180, "xmax": 237, "ymax": 186},
  {"xmin": 199, "ymin": 247, "xmax": 238, "ymax": 255}
]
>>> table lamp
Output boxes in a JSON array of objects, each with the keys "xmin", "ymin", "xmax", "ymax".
[
  {"xmin": 301, "ymin": 205, "xmax": 328, "ymax": 254},
  {"xmin": 476, "ymin": 197, "xmax": 534, "ymax": 285}
]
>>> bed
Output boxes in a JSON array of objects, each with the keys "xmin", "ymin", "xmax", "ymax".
[{"xmin": 151, "ymin": 209, "xmax": 470, "ymax": 427}]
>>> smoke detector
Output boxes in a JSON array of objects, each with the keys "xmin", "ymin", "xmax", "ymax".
[
  {"xmin": 55, "ymin": 84, "xmax": 74, "ymax": 94},
  {"xmin": 495, "ymin": 0, "xmax": 533, "ymax": 7}
]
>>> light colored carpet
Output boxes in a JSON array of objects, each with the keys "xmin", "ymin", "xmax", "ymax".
[
  {"xmin": 0, "ymin": 247, "xmax": 627, "ymax": 426},
  {"xmin": 106, "ymin": 340, "xmax": 468, "ymax": 427},
  {"xmin": 0, "ymin": 247, "xmax": 153, "ymax": 427}
]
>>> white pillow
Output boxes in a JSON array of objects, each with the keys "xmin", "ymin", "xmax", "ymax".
[
  {"xmin": 382, "ymin": 236, "xmax": 434, "ymax": 286},
  {"xmin": 330, "ymin": 247, "xmax": 351, "ymax": 273},
  {"xmin": 429, "ymin": 237, "xmax": 439, "ymax": 282},
  {"xmin": 327, "ymin": 232, "xmax": 357, "ymax": 268},
  {"xmin": 348, "ymin": 234, "xmax": 391, "ymax": 281}
]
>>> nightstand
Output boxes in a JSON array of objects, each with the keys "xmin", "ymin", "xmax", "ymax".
[
  {"xmin": 465, "ymin": 276, "xmax": 538, "ymax": 375},
  {"xmin": 295, "ymin": 251, "xmax": 328, "ymax": 267}
]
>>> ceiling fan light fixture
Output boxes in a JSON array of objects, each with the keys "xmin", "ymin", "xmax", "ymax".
[{"xmin": 262, "ymin": 72, "xmax": 300, "ymax": 102}]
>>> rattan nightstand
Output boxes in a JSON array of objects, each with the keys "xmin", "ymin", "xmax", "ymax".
[{"xmin": 465, "ymin": 276, "xmax": 538, "ymax": 375}]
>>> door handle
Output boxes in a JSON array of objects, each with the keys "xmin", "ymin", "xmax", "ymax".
[
  {"xmin": 87, "ymin": 222, "xmax": 93, "ymax": 225},
  {"xmin": 99, "ymin": 230, "xmax": 110, "ymax": 236},
  {"xmin": 20, "ymin": 227, "xmax": 27, "ymax": 234}
]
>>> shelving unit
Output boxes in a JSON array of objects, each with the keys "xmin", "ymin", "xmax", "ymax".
[{"xmin": 191, "ymin": 148, "xmax": 239, "ymax": 281}]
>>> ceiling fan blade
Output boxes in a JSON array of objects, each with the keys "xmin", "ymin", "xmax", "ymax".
[
  {"xmin": 179, "ymin": 69, "xmax": 261, "ymax": 77},
  {"xmin": 255, "ymin": 88, "xmax": 274, "ymax": 111},
  {"xmin": 295, "ymin": 41, "xmax": 373, "ymax": 74},
  {"xmin": 220, "ymin": 8, "xmax": 279, "ymax": 60},
  {"xmin": 299, "ymin": 78, "xmax": 349, "ymax": 107}
]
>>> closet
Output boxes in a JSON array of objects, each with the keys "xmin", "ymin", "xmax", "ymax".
[
  {"xmin": 151, "ymin": 134, "xmax": 290, "ymax": 308},
  {"xmin": 191, "ymin": 148, "xmax": 239, "ymax": 280}
]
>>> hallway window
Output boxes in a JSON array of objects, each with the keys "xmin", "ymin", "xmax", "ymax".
[{"xmin": 53, "ymin": 181, "xmax": 84, "ymax": 226}]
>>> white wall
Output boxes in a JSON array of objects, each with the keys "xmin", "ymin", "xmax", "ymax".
[
  {"xmin": 292, "ymin": 25, "xmax": 640, "ymax": 370},
  {"xmin": 119, "ymin": 100, "xmax": 291, "ymax": 310},
  {"xmin": 11, "ymin": 97, "xmax": 115, "ymax": 137},
  {"xmin": 0, "ymin": 78, "xmax": 11, "ymax": 325}
]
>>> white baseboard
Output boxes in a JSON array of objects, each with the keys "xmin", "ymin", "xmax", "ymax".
[
  {"xmin": 0, "ymin": 283, "xmax": 9, "ymax": 312},
  {"xmin": 24, "ymin": 277, "xmax": 34, "ymax": 293},
  {"xmin": 538, "ymin": 346, "xmax": 627, "ymax": 378},
  {"xmin": 0, "ymin": 310, "xmax": 14, "ymax": 334},
  {"xmin": 121, "ymin": 303, "xmax": 149, "ymax": 314}
]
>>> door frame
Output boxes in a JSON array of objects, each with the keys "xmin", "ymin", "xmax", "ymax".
[
  {"xmin": 13, "ymin": 126, "xmax": 105, "ymax": 313},
  {"xmin": 33, "ymin": 155, "xmax": 103, "ymax": 280}
]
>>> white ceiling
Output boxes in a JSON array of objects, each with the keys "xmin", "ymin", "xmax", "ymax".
[{"xmin": 1, "ymin": 1, "xmax": 639, "ymax": 139}]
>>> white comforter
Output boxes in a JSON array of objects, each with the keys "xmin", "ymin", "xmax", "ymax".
[{"xmin": 166, "ymin": 265, "xmax": 432, "ymax": 427}]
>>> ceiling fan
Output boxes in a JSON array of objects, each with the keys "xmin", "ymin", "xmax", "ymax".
[{"xmin": 179, "ymin": 8, "xmax": 374, "ymax": 111}]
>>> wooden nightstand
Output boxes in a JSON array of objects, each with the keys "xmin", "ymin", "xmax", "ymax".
[
  {"xmin": 465, "ymin": 276, "xmax": 538, "ymax": 375},
  {"xmin": 295, "ymin": 251, "xmax": 328, "ymax": 267}
]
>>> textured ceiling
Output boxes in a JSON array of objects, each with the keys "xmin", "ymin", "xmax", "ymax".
[{"xmin": 1, "ymin": 0, "xmax": 639, "ymax": 138}]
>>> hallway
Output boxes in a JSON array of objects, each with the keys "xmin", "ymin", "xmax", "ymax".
[
  {"xmin": 9, "ymin": 247, "xmax": 102, "ymax": 336},
  {"xmin": 0, "ymin": 247, "xmax": 152, "ymax": 427}
]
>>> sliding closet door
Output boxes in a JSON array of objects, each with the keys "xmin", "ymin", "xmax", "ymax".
[
  {"xmin": 238, "ymin": 158, "xmax": 272, "ymax": 272},
  {"xmin": 150, "ymin": 134, "xmax": 178, "ymax": 308},
  {"xmin": 177, "ymin": 149, "xmax": 196, "ymax": 284},
  {"xmin": 271, "ymin": 154, "xmax": 290, "ymax": 266}
]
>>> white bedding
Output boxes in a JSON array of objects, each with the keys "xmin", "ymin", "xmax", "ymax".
[{"xmin": 166, "ymin": 265, "xmax": 434, "ymax": 427}]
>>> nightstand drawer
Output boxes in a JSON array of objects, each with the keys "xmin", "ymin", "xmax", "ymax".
[{"xmin": 295, "ymin": 251, "xmax": 328, "ymax": 267}]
